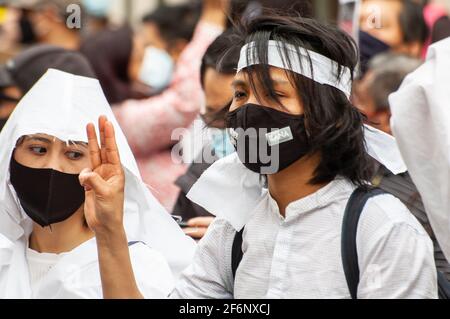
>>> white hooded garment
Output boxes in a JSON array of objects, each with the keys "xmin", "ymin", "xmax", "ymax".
[
  {"xmin": 0, "ymin": 69, "xmax": 196, "ymax": 298},
  {"xmin": 390, "ymin": 38, "xmax": 450, "ymax": 263}
]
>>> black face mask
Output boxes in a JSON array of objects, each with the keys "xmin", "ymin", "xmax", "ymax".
[
  {"xmin": 0, "ymin": 117, "xmax": 8, "ymax": 132},
  {"xmin": 9, "ymin": 156, "xmax": 85, "ymax": 227},
  {"xmin": 359, "ymin": 30, "xmax": 391, "ymax": 75},
  {"xmin": 226, "ymin": 103, "xmax": 311, "ymax": 175}
]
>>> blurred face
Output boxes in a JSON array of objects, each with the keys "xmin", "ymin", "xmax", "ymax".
[
  {"xmin": 128, "ymin": 33, "xmax": 146, "ymax": 82},
  {"xmin": 14, "ymin": 134, "xmax": 90, "ymax": 174},
  {"xmin": 353, "ymin": 72, "xmax": 392, "ymax": 135},
  {"xmin": 202, "ymin": 68, "xmax": 235, "ymax": 128},
  {"xmin": 359, "ymin": 0, "xmax": 422, "ymax": 57},
  {"xmin": 141, "ymin": 22, "xmax": 168, "ymax": 51},
  {"xmin": 141, "ymin": 22, "xmax": 187, "ymax": 61},
  {"xmin": 230, "ymin": 67, "xmax": 304, "ymax": 115},
  {"xmin": 0, "ymin": 86, "xmax": 22, "ymax": 119}
]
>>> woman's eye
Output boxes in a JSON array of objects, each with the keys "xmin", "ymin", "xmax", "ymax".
[
  {"xmin": 66, "ymin": 151, "xmax": 84, "ymax": 160},
  {"xmin": 29, "ymin": 146, "xmax": 47, "ymax": 155},
  {"xmin": 233, "ymin": 91, "xmax": 247, "ymax": 100}
]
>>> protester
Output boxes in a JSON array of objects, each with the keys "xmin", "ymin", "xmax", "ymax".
[
  {"xmin": 0, "ymin": 69, "xmax": 197, "ymax": 298},
  {"xmin": 80, "ymin": 13, "xmax": 437, "ymax": 299}
]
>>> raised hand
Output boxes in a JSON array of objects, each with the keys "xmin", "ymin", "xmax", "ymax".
[
  {"xmin": 79, "ymin": 116, "xmax": 125, "ymax": 234},
  {"xmin": 201, "ymin": 0, "xmax": 231, "ymax": 27}
]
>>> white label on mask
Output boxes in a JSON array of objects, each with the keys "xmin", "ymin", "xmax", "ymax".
[{"xmin": 266, "ymin": 127, "xmax": 293, "ymax": 146}]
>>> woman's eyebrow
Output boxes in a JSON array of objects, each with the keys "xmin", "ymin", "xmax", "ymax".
[{"xmin": 26, "ymin": 136, "xmax": 52, "ymax": 144}]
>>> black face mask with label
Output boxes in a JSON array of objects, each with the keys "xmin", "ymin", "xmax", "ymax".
[
  {"xmin": 9, "ymin": 156, "xmax": 85, "ymax": 227},
  {"xmin": 226, "ymin": 103, "xmax": 311, "ymax": 174}
]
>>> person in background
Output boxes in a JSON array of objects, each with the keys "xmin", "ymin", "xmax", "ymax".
[
  {"xmin": 353, "ymin": 52, "xmax": 421, "ymax": 135},
  {"xmin": 112, "ymin": 0, "xmax": 229, "ymax": 211},
  {"xmin": 80, "ymin": 26, "xmax": 137, "ymax": 105},
  {"xmin": 358, "ymin": 0, "xmax": 428, "ymax": 74},
  {"xmin": 0, "ymin": 44, "xmax": 95, "ymax": 131},
  {"xmin": 80, "ymin": 4, "xmax": 201, "ymax": 105},
  {"xmin": 138, "ymin": 3, "xmax": 201, "ymax": 95},
  {"xmin": 28, "ymin": 0, "xmax": 84, "ymax": 50},
  {"xmin": 172, "ymin": 29, "xmax": 240, "ymax": 239}
]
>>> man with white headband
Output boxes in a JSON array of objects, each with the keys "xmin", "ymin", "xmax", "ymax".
[{"xmin": 83, "ymin": 14, "xmax": 438, "ymax": 298}]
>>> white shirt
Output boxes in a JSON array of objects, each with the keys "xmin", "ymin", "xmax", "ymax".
[
  {"xmin": 172, "ymin": 178, "xmax": 438, "ymax": 299},
  {"xmin": 26, "ymin": 248, "xmax": 66, "ymax": 292}
]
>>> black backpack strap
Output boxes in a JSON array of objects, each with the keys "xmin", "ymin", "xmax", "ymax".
[
  {"xmin": 231, "ymin": 227, "xmax": 245, "ymax": 280},
  {"xmin": 438, "ymin": 271, "xmax": 450, "ymax": 299},
  {"xmin": 341, "ymin": 187, "xmax": 386, "ymax": 299}
]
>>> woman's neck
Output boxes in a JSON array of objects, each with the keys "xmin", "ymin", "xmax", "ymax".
[
  {"xmin": 29, "ymin": 208, "xmax": 94, "ymax": 254},
  {"xmin": 268, "ymin": 153, "xmax": 328, "ymax": 217}
]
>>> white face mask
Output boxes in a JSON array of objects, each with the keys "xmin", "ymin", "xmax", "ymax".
[{"xmin": 138, "ymin": 46, "xmax": 174, "ymax": 91}]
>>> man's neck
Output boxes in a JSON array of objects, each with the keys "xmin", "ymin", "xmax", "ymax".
[
  {"xmin": 29, "ymin": 209, "xmax": 94, "ymax": 254},
  {"xmin": 41, "ymin": 28, "xmax": 80, "ymax": 50},
  {"xmin": 268, "ymin": 153, "xmax": 328, "ymax": 217}
]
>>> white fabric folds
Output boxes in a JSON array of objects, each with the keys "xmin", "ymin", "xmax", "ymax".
[{"xmin": 390, "ymin": 38, "xmax": 450, "ymax": 262}]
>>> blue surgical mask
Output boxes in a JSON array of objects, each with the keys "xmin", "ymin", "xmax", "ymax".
[
  {"xmin": 210, "ymin": 129, "xmax": 235, "ymax": 159},
  {"xmin": 139, "ymin": 46, "xmax": 174, "ymax": 91}
]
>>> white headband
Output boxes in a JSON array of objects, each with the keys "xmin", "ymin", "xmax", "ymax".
[{"xmin": 237, "ymin": 40, "xmax": 353, "ymax": 99}]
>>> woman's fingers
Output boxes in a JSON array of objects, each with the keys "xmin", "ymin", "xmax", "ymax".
[
  {"xmin": 79, "ymin": 169, "xmax": 108, "ymax": 196},
  {"xmin": 99, "ymin": 115, "xmax": 107, "ymax": 163},
  {"xmin": 187, "ymin": 216, "xmax": 215, "ymax": 227},
  {"xmin": 104, "ymin": 121, "xmax": 121, "ymax": 165},
  {"xmin": 86, "ymin": 123, "xmax": 101, "ymax": 169}
]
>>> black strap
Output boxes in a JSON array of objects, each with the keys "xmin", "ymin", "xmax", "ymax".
[
  {"xmin": 438, "ymin": 271, "xmax": 450, "ymax": 299},
  {"xmin": 231, "ymin": 228, "xmax": 245, "ymax": 279},
  {"xmin": 341, "ymin": 186, "xmax": 386, "ymax": 299}
]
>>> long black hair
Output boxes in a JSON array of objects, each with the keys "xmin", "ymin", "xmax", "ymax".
[{"xmin": 226, "ymin": 13, "xmax": 374, "ymax": 186}]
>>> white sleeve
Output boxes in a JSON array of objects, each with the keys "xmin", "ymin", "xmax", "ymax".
[
  {"xmin": 170, "ymin": 219, "xmax": 236, "ymax": 299},
  {"xmin": 129, "ymin": 243, "xmax": 175, "ymax": 299},
  {"xmin": 356, "ymin": 194, "xmax": 438, "ymax": 299}
]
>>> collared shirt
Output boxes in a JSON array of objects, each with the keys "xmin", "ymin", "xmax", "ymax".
[{"xmin": 172, "ymin": 178, "xmax": 437, "ymax": 299}]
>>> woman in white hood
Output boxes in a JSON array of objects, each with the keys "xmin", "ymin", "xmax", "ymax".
[{"xmin": 0, "ymin": 69, "xmax": 196, "ymax": 298}]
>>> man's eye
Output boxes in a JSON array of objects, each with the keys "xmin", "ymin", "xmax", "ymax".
[
  {"xmin": 29, "ymin": 146, "xmax": 47, "ymax": 155},
  {"xmin": 66, "ymin": 151, "xmax": 84, "ymax": 160}
]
